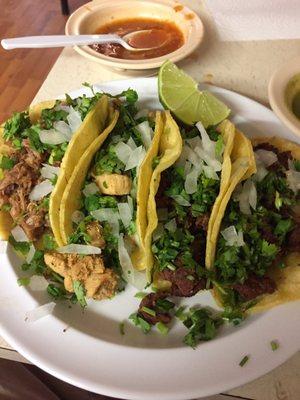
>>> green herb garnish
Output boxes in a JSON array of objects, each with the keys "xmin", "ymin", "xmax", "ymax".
[{"xmin": 73, "ymin": 281, "xmax": 87, "ymax": 308}]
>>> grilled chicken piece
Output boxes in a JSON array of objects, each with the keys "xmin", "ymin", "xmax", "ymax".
[
  {"xmin": 86, "ymin": 221, "xmax": 106, "ymax": 248},
  {"xmin": 44, "ymin": 253, "xmax": 118, "ymax": 300},
  {"xmin": 94, "ymin": 173, "xmax": 131, "ymax": 195}
]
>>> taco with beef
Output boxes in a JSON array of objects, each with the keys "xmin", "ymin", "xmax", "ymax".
[
  {"xmin": 143, "ymin": 119, "xmax": 255, "ymax": 297},
  {"xmin": 211, "ymin": 136, "xmax": 300, "ymax": 313}
]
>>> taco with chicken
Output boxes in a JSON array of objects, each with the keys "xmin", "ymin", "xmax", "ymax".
[
  {"xmin": 211, "ymin": 136, "xmax": 300, "ymax": 313},
  {"xmin": 43, "ymin": 91, "xmax": 167, "ymax": 298}
]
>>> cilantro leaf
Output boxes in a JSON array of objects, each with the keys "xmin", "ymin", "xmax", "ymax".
[
  {"xmin": 73, "ymin": 280, "xmax": 87, "ymax": 308},
  {"xmin": 0, "ymin": 155, "xmax": 15, "ymax": 170},
  {"xmin": 3, "ymin": 111, "xmax": 31, "ymax": 141}
]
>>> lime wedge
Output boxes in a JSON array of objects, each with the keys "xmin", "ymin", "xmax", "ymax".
[{"xmin": 158, "ymin": 61, "xmax": 230, "ymax": 127}]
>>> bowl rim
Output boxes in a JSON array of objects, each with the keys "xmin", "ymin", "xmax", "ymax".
[
  {"xmin": 268, "ymin": 55, "xmax": 300, "ymax": 137},
  {"xmin": 65, "ymin": 0, "xmax": 204, "ymax": 70}
]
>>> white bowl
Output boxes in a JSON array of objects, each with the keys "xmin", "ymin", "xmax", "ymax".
[
  {"xmin": 268, "ymin": 55, "xmax": 300, "ymax": 138},
  {"xmin": 65, "ymin": 0, "xmax": 204, "ymax": 71}
]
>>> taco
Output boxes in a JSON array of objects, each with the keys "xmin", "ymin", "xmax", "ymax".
[
  {"xmin": 43, "ymin": 92, "xmax": 166, "ymax": 298},
  {"xmin": 0, "ymin": 92, "xmax": 111, "ymax": 244},
  {"xmin": 144, "ymin": 119, "xmax": 255, "ymax": 297},
  {"xmin": 211, "ymin": 136, "xmax": 300, "ymax": 313}
]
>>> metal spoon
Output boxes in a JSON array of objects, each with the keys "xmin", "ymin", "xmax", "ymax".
[{"xmin": 1, "ymin": 31, "xmax": 167, "ymax": 52}]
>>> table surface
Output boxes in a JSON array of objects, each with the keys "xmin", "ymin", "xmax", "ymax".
[{"xmin": 1, "ymin": 0, "xmax": 300, "ymax": 398}]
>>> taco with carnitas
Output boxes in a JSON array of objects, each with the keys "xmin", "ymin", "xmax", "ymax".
[
  {"xmin": 143, "ymin": 119, "xmax": 256, "ymax": 297},
  {"xmin": 43, "ymin": 91, "xmax": 168, "ymax": 297},
  {"xmin": 211, "ymin": 136, "xmax": 300, "ymax": 313}
]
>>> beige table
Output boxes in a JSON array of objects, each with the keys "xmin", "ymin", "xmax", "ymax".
[{"xmin": 1, "ymin": 0, "xmax": 300, "ymax": 398}]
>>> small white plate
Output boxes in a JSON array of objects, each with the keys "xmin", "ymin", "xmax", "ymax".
[{"xmin": 0, "ymin": 78, "xmax": 299, "ymax": 400}]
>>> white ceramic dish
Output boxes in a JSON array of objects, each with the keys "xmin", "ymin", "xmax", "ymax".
[
  {"xmin": 0, "ymin": 78, "xmax": 299, "ymax": 400},
  {"xmin": 65, "ymin": 0, "xmax": 204, "ymax": 71},
  {"xmin": 268, "ymin": 55, "xmax": 300, "ymax": 138}
]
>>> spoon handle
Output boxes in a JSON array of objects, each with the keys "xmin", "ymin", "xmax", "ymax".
[{"xmin": 1, "ymin": 34, "xmax": 123, "ymax": 50}]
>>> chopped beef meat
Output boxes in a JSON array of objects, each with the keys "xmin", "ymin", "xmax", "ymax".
[
  {"xmin": 260, "ymin": 222, "xmax": 278, "ymax": 244},
  {"xmin": 138, "ymin": 292, "xmax": 172, "ymax": 325},
  {"xmin": 22, "ymin": 139, "xmax": 47, "ymax": 169},
  {"xmin": 254, "ymin": 143, "xmax": 278, "ymax": 153},
  {"xmin": 21, "ymin": 203, "xmax": 47, "ymax": 241},
  {"xmin": 191, "ymin": 236, "xmax": 203, "ymax": 264},
  {"xmin": 277, "ymin": 151, "xmax": 292, "ymax": 170},
  {"xmin": 287, "ymin": 226, "xmax": 300, "ymax": 252},
  {"xmin": 160, "ymin": 267, "xmax": 206, "ymax": 297},
  {"xmin": 232, "ymin": 274, "xmax": 276, "ymax": 301},
  {"xmin": 155, "ymin": 173, "xmax": 172, "ymax": 209},
  {"xmin": 195, "ymin": 213, "xmax": 210, "ymax": 231}
]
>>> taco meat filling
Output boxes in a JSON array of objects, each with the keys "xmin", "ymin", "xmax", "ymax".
[
  {"xmin": 214, "ymin": 142, "xmax": 300, "ymax": 307},
  {"xmin": 152, "ymin": 126, "xmax": 223, "ymax": 297},
  {"xmin": 138, "ymin": 292, "xmax": 173, "ymax": 325},
  {"xmin": 0, "ymin": 139, "xmax": 49, "ymax": 240}
]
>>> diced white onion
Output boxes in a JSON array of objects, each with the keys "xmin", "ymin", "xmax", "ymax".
[
  {"xmin": 184, "ymin": 160, "xmax": 192, "ymax": 178},
  {"xmin": 39, "ymin": 129, "xmax": 67, "ymax": 145},
  {"xmin": 127, "ymin": 196, "xmax": 134, "ymax": 215},
  {"xmin": 25, "ymin": 302, "xmax": 56, "ymax": 323},
  {"xmin": 83, "ymin": 182, "xmax": 99, "ymax": 197},
  {"xmin": 135, "ymin": 109, "xmax": 149, "ymax": 119},
  {"xmin": 164, "ymin": 218, "xmax": 177, "ymax": 233},
  {"xmin": 118, "ymin": 202, "xmax": 132, "ymax": 228},
  {"xmin": 185, "ymin": 165, "xmax": 201, "ymax": 194},
  {"xmin": 234, "ymin": 179, "xmax": 257, "ymax": 215},
  {"xmin": 286, "ymin": 169, "xmax": 300, "ymax": 193},
  {"xmin": 185, "ymin": 145, "xmax": 201, "ymax": 166},
  {"xmin": 195, "ymin": 145, "xmax": 222, "ymax": 171},
  {"xmin": 71, "ymin": 210, "xmax": 85, "ymax": 224},
  {"xmin": 11, "ymin": 226, "xmax": 29, "ymax": 242},
  {"xmin": 41, "ymin": 164, "xmax": 60, "ymax": 180},
  {"xmin": 186, "ymin": 136, "xmax": 202, "ymax": 149},
  {"xmin": 157, "ymin": 208, "xmax": 168, "ymax": 221},
  {"xmin": 125, "ymin": 146, "xmax": 146, "ymax": 172},
  {"xmin": 136, "ymin": 121, "xmax": 153, "ymax": 150},
  {"xmin": 253, "ymin": 154, "xmax": 269, "ymax": 182},
  {"xmin": 29, "ymin": 180, "xmax": 53, "ymax": 201},
  {"xmin": 55, "ymin": 104, "xmax": 71, "ymax": 113},
  {"xmin": 28, "ymin": 275, "xmax": 49, "ymax": 291},
  {"xmin": 57, "ymin": 244, "xmax": 102, "ymax": 254},
  {"xmin": 53, "ymin": 121, "xmax": 72, "ymax": 140},
  {"xmin": 91, "ymin": 209, "xmax": 120, "ymax": 237},
  {"xmin": 118, "ymin": 234, "xmax": 147, "ymax": 289},
  {"xmin": 127, "ymin": 137, "xmax": 137, "ymax": 150},
  {"xmin": 203, "ymin": 165, "xmax": 219, "ymax": 180},
  {"xmin": 255, "ymin": 149, "xmax": 278, "ymax": 167},
  {"xmin": 115, "ymin": 142, "xmax": 131, "ymax": 164},
  {"xmin": 153, "ymin": 223, "xmax": 165, "ymax": 241},
  {"xmin": 66, "ymin": 106, "xmax": 82, "ymax": 133},
  {"xmin": 26, "ymin": 244, "xmax": 35, "ymax": 263},
  {"xmin": 170, "ymin": 194, "xmax": 191, "ymax": 206},
  {"xmin": 196, "ymin": 121, "xmax": 216, "ymax": 157},
  {"xmin": 221, "ymin": 226, "xmax": 245, "ymax": 247}
]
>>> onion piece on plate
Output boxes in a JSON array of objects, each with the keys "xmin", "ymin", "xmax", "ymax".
[
  {"xmin": 115, "ymin": 142, "xmax": 132, "ymax": 164},
  {"xmin": 67, "ymin": 106, "xmax": 82, "ymax": 133},
  {"xmin": 255, "ymin": 149, "xmax": 278, "ymax": 167},
  {"xmin": 57, "ymin": 244, "xmax": 102, "ymax": 255},
  {"xmin": 221, "ymin": 226, "xmax": 245, "ymax": 247},
  {"xmin": 71, "ymin": 210, "xmax": 85, "ymax": 224},
  {"xmin": 41, "ymin": 164, "xmax": 60, "ymax": 180},
  {"xmin": 83, "ymin": 182, "xmax": 99, "ymax": 197},
  {"xmin": 25, "ymin": 302, "xmax": 56, "ymax": 323},
  {"xmin": 39, "ymin": 129, "xmax": 67, "ymax": 145},
  {"xmin": 118, "ymin": 202, "xmax": 132, "ymax": 228},
  {"xmin": 11, "ymin": 226, "xmax": 29, "ymax": 242},
  {"xmin": 136, "ymin": 121, "xmax": 153, "ymax": 150},
  {"xmin": 29, "ymin": 180, "xmax": 53, "ymax": 201},
  {"xmin": 28, "ymin": 275, "xmax": 49, "ymax": 291},
  {"xmin": 26, "ymin": 244, "xmax": 35, "ymax": 263}
]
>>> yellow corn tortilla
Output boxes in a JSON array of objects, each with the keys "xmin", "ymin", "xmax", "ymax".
[
  {"xmin": 50, "ymin": 95, "xmax": 110, "ymax": 246},
  {"xmin": 214, "ymin": 136, "xmax": 300, "ymax": 312},
  {"xmin": 143, "ymin": 111, "xmax": 183, "ymax": 281},
  {"xmin": 59, "ymin": 108, "xmax": 119, "ymax": 244},
  {"xmin": 130, "ymin": 112, "xmax": 164, "ymax": 270},
  {"xmin": 206, "ymin": 127, "xmax": 256, "ymax": 270}
]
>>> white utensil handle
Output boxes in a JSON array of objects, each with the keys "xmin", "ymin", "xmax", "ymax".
[{"xmin": 1, "ymin": 35, "xmax": 123, "ymax": 50}]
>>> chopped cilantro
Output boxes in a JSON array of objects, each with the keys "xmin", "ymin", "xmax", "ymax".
[
  {"xmin": 129, "ymin": 312, "xmax": 151, "ymax": 334},
  {"xmin": 47, "ymin": 283, "xmax": 67, "ymax": 299},
  {"xmin": 152, "ymin": 156, "xmax": 160, "ymax": 170},
  {"xmin": 270, "ymin": 340, "xmax": 279, "ymax": 351},
  {"xmin": 119, "ymin": 322, "xmax": 125, "ymax": 335},
  {"xmin": 9, "ymin": 236, "xmax": 30, "ymax": 256},
  {"xmin": 134, "ymin": 292, "xmax": 147, "ymax": 298},
  {"xmin": 141, "ymin": 306, "xmax": 156, "ymax": 317},
  {"xmin": 275, "ymin": 191, "xmax": 282, "ymax": 210},
  {"xmin": 3, "ymin": 111, "xmax": 31, "ymax": 141},
  {"xmin": 73, "ymin": 280, "xmax": 87, "ymax": 308},
  {"xmin": 42, "ymin": 234, "xmax": 57, "ymax": 250},
  {"xmin": 1, "ymin": 204, "xmax": 11, "ymax": 212},
  {"xmin": 21, "ymin": 250, "xmax": 47, "ymax": 274},
  {"xmin": 156, "ymin": 322, "xmax": 169, "ymax": 335},
  {"xmin": 215, "ymin": 135, "xmax": 224, "ymax": 157},
  {"xmin": 239, "ymin": 355, "xmax": 250, "ymax": 367},
  {"xmin": 0, "ymin": 155, "xmax": 15, "ymax": 170},
  {"xmin": 25, "ymin": 125, "xmax": 44, "ymax": 152},
  {"xmin": 175, "ymin": 306, "xmax": 188, "ymax": 321},
  {"xmin": 182, "ymin": 308, "xmax": 223, "ymax": 349},
  {"xmin": 156, "ymin": 298, "xmax": 175, "ymax": 312},
  {"xmin": 17, "ymin": 277, "xmax": 30, "ymax": 286}
]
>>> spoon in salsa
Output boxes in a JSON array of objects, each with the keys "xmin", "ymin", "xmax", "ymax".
[{"xmin": 1, "ymin": 30, "xmax": 169, "ymax": 52}]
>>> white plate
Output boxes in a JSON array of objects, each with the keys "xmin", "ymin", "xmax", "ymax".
[{"xmin": 0, "ymin": 78, "xmax": 299, "ymax": 400}]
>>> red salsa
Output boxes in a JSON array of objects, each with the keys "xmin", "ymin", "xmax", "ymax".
[{"xmin": 91, "ymin": 18, "xmax": 184, "ymax": 60}]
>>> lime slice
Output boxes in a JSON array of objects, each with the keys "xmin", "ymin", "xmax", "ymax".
[{"xmin": 158, "ymin": 61, "xmax": 230, "ymax": 127}]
